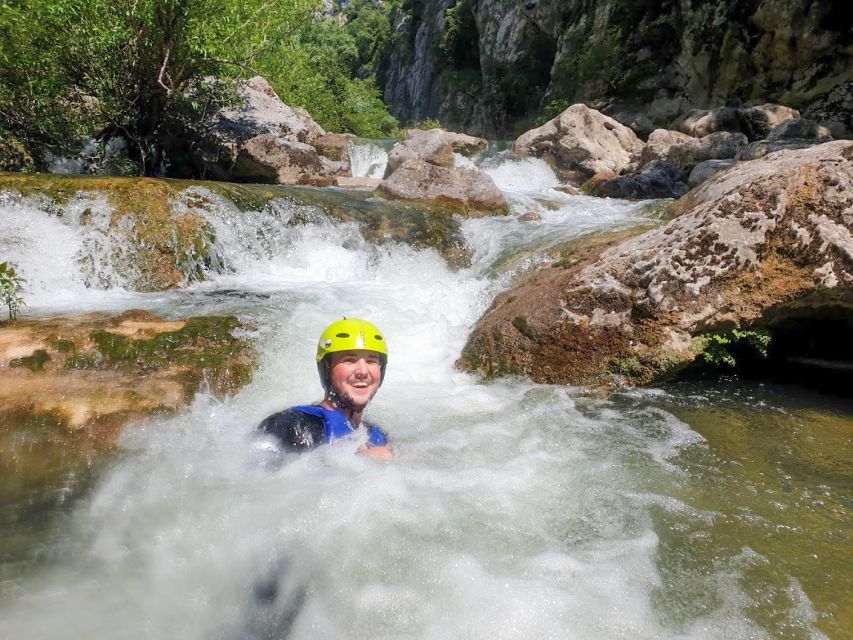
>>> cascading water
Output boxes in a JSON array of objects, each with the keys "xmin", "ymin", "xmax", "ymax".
[
  {"xmin": 0, "ymin": 158, "xmax": 850, "ymax": 640},
  {"xmin": 347, "ymin": 139, "xmax": 393, "ymax": 179}
]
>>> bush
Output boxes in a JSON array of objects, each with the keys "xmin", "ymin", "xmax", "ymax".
[{"xmin": 0, "ymin": 261, "xmax": 26, "ymax": 321}]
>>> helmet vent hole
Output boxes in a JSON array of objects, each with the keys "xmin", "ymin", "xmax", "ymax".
[
  {"xmin": 375, "ymin": 335, "xmax": 383, "ymax": 340},
  {"xmin": 335, "ymin": 332, "xmax": 350, "ymax": 338}
]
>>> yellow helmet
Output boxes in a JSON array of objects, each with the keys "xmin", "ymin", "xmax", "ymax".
[{"xmin": 316, "ymin": 318, "xmax": 388, "ymax": 390}]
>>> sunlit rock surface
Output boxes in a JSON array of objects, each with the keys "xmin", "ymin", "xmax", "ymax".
[
  {"xmin": 639, "ymin": 130, "xmax": 747, "ymax": 172},
  {"xmin": 671, "ymin": 104, "xmax": 800, "ymax": 141},
  {"xmin": 385, "ymin": 128, "xmax": 487, "ymax": 176},
  {"xmin": 376, "ymin": 128, "xmax": 506, "ymax": 214},
  {"xmin": 0, "ymin": 310, "xmax": 256, "ymax": 442},
  {"xmin": 460, "ymin": 141, "xmax": 853, "ymax": 386},
  {"xmin": 191, "ymin": 76, "xmax": 349, "ymax": 185},
  {"xmin": 378, "ymin": 157, "xmax": 507, "ymax": 216},
  {"xmin": 513, "ymin": 104, "xmax": 645, "ymax": 184}
]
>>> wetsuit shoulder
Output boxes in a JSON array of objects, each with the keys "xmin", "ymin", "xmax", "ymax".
[{"xmin": 258, "ymin": 408, "xmax": 325, "ymax": 451}]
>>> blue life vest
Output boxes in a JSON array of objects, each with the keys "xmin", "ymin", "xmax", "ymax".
[{"xmin": 289, "ymin": 405, "xmax": 388, "ymax": 447}]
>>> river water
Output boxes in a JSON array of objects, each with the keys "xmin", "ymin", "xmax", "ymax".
[{"xmin": 0, "ymin": 149, "xmax": 851, "ymax": 639}]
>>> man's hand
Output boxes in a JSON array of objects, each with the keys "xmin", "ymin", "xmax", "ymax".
[{"xmin": 358, "ymin": 444, "xmax": 393, "ymax": 459}]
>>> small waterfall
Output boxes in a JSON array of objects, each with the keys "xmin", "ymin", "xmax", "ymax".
[{"xmin": 347, "ymin": 139, "xmax": 390, "ymax": 179}]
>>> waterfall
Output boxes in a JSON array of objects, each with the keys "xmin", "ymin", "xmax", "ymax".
[{"xmin": 347, "ymin": 139, "xmax": 391, "ymax": 179}]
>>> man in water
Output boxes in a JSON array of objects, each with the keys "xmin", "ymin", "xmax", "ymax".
[{"xmin": 257, "ymin": 318, "xmax": 393, "ymax": 459}]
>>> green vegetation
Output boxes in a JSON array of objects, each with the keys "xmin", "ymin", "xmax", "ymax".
[
  {"xmin": 0, "ymin": 261, "xmax": 25, "ymax": 321},
  {"xmin": 268, "ymin": 15, "xmax": 398, "ymax": 138},
  {"xmin": 698, "ymin": 328, "xmax": 772, "ymax": 368},
  {"xmin": 0, "ymin": 0, "xmax": 398, "ymax": 174},
  {"xmin": 10, "ymin": 349, "xmax": 51, "ymax": 372},
  {"xmin": 412, "ymin": 118, "xmax": 443, "ymax": 130}
]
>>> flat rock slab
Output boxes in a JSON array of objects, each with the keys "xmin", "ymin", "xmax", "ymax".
[
  {"xmin": 0, "ymin": 309, "xmax": 256, "ymax": 441},
  {"xmin": 459, "ymin": 141, "xmax": 853, "ymax": 386}
]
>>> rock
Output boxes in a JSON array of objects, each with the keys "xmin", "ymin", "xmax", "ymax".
[
  {"xmin": 377, "ymin": 157, "xmax": 508, "ymax": 216},
  {"xmin": 513, "ymin": 104, "xmax": 646, "ymax": 184},
  {"xmin": 459, "ymin": 141, "xmax": 853, "ymax": 386},
  {"xmin": 518, "ymin": 212, "xmax": 541, "ymax": 222},
  {"xmin": 334, "ymin": 177, "xmax": 382, "ymax": 189},
  {"xmin": 767, "ymin": 118, "xmax": 833, "ymax": 141},
  {"xmin": 385, "ymin": 128, "xmax": 487, "ymax": 176},
  {"xmin": 735, "ymin": 139, "xmax": 825, "ymax": 161},
  {"xmin": 198, "ymin": 76, "xmax": 348, "ymax": 184},
  {"xmin": 0, "ymin": 174, "xmax": 216, "ymax": 291},
  {"xmin": 312, "ymin": 133, "xmax": 352, "ymax": 161},
  {"xmin": 585, "ymin": 161, "xmax": 689, "ymax": 200},
  {"xmin": 0, "ymin": 310, "xmax": 256, "ymax": 440},
  {"xmin": 0, "ymin": 172, "xmax": 473, "ymax": 273},
  {"xmin": 688, "ymin": 159, "xmax": 736, "ymax": 188},
  {"xmin": 672, "ymin": 104, "xmax": 800, "ymax": 141},
  {"xmin": 382, "ymin": 2, "xmax": 852, "ymax": 139},
  {"xmin": 640, "ymin": 129, "xmax": 748, "ymax": 171},
  {"xmin": 802, "ymin": 81, "xmax": 853, "ymax": 140}
]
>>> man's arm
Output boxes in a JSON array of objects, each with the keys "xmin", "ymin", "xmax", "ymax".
[{"xmin": 258, "ymin": 410, "xmax": 325, "ymax": 452}]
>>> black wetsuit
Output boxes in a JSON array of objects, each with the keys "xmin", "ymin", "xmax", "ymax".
[{"xmin": 258, "ymin": 405, "xmax": 388, "ymax": 453}]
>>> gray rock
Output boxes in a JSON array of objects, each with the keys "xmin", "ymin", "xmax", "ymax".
[
  {"xmin": 768, "ymin": 118, "xmax": 833, "ymax": 141},
  {"xmin": 590, "ymin": 161, "xmax": 689, "ymax": 200},
  {"xmin": 803, "ymin": 81, "xmax": 853, "ymax": 140},
  {"xmin": 200, "ymin": 76, "xmax": 348, "ymax": 184},
  {"xmin": 688, "ymin": 159, "xmax": 736, "ymax": 187},
  {"xmin": 672, "ymin": 104, "xmax": 800, "ymax": 141},
  {"xmin": 735, "ymin": 139, "xmax": 824, "ymax": 162},
  {"xmin": 378, "ymin": 157, "xmax": 508, "ymax": 215},
  {"xmin": 514, "ymin": 104, "xmax": 646, "ymax": 184},
  {"xmin": 640, "ymin": 129, "xmax": 747, "ymax": 171},
  {"xmin": 386, "ymin": 128, "xmax": 487, "ymax": 176}
]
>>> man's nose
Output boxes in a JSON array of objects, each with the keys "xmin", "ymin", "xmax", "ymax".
[{"xmin": 353, "ymin": 358, "xmax": 369, "ymax": 376}]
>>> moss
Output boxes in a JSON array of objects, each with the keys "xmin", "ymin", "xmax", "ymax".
[
  {"xmin": 47, "ymin": 336, "xmax": 77, "ymax": 353},
  {"xmin": 638, "ymin": 200, "xmax": 679, "ymax": 220},
  {"xmin": 9, "ymin": 349, "xmax": 51, "ymax": 372},
  {"xmin": 65, "ymin": 353, "xmax": 99, "ymax": 369},
  {"xmin": 85, "ymin": 315, "xmax": 253, "ymax": 395}
]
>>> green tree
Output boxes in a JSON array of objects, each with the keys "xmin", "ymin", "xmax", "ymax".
[
  {"xmin": 1, "ymin": 0, "xmax": 316, "ymax": 173},
  {"xmin": 263, "ymin": 17, "xmax": 398, "ymax": 137}
]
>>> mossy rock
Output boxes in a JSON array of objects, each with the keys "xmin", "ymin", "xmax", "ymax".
[
  {"xmin": 0, "ymin": 309, "xmax": 257, "ymax": 440},
  {"xmin": 0, "ymin": 172, "xmax": 472, "ymax": 274}
]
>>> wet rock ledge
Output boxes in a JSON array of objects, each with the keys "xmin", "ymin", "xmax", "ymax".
[
  {"xmin": 459, "ymin": 141, "xmax": 853, "ymax": 387},
  {"xmin": 0, "ymin": 310, "xmax": 256, "ymax": 442}
]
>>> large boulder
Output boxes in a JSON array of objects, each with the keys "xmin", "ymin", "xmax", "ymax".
[
  {"xmin": 459, "ymin": 141, "xmax": 853, "ymax": 386},
  {"xmin": 672, "ymin": 104, "xmax": 800, "ymax": 141},
  {"xmin": 639, "ymin": 129, "xmax": 748, "ymax": 171},
  {"xmin": 0, "ymin": 310, "xmax": 256, "ymax": 439},
  {"xmin": 735, "ymin": 138, "xmax": 826, "ymax": 161},
  {"xmin": 197, "ymin": 76, "xmax": 349, "ymax": 185},
  {"xmin": 584, "ymin": 161, "xmax": 689, "ymax": 200},
  {"xmin": 513, "ymin": 104, "xmax": 646, "ymax": 184},
  {"xmin": 385, "ymin": 128, "xmax": 487, "ymax": 177},
  {"xmin": 767, "ymin": 118, "xmax": 833, "ymax": 141},
  {"xmin": 377, "ymin": 157, "xmax": 508, "ymax": 216}
]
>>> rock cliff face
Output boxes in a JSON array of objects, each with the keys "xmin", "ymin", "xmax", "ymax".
[{"xmin": 383, "ymin": 0, "xmax": 853, "ymax": 137}]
